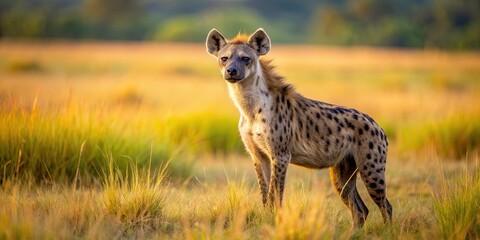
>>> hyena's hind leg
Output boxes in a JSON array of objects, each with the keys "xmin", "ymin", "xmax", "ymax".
[
  {"xmin": 359, "ymin": 154, "xmax": 392, "ymax": 224},
  {"xmin": 329, "ymin": 154, "xmax": 369, "ymax": 228}
]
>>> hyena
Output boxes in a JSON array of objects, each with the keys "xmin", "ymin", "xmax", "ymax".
[{"xmin": 206, "ymin": 28, "xmax": 392, "ymax": 228}]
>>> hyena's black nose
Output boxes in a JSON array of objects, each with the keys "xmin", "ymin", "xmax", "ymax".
[{"xmin": 226, "ymin": 66, "xmax": 238, "ymax": 76}]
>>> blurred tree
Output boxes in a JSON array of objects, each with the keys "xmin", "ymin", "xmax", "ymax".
[
  {"xmin": 153, "ymin": 8, "xmax": 271, "ymax": 42},
  {"xmin": 1, "ymin": 10, "xmax": 47, "ymax": 38},
  {"xmin": 84, "ymin": 0, "xmax": 142, "ymax": 22},
  {"xmin": 347, "ymin": 0, "xmax": 393, "ymax": 23},
  {"xmin": 309, "ymin": 7, "xmax": 354, "ymax": 45}
]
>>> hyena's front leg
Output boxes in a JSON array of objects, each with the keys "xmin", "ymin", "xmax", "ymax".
[
  {"xmin": 239, "ymin": 127, "xmax": 271, "ymax": 205},
  {"xmin": 268, "ymin": 152, "xmax": 291, "ymax": 208},
  {"xmin": 253, "ymin": 152, "xmax": 271, "ymax": 205}
]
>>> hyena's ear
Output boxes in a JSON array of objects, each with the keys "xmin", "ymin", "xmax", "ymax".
[
  {"xmin": 206, "ymin": 29, "xmax": 227, "ymax": 56},
  {"xmin": 248, "ymin": 28, "xmax": 271, "ymax": 55}
]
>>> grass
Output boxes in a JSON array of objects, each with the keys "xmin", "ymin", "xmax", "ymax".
[
  {"xmin": 102, "ymin": 154, "xmax": 168, "ymax": 232},
  {"xmin": 6, "ymin": 59, "xmax": 44, "ymax": 73},
  {"xmin": 397, "ymin": 112, "xmax": 480, "ymax": 160},
  {"xmin": 0, "ymin": 102, "xmax": 195, "ymax": 183},
  {"xmin": 1, "ymin": 158, "xmax": 475, "ymax": 239},
  {"xmin": 432, "ymin": 162, "xmax": 480, "ymax": 239},
  {"xmin": 0, "ymin": 41, "xmax": 479, "ymax": 238}
]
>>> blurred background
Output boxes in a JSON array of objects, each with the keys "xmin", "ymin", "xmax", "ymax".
[
  {"xmin": 1, "ymin": 0, "xmax": 479, "ymax": 49},
  {"xmin": 0, "ymin": 2, "xmax": 479, "ymax": 237},
  {"xmin": 0, "ymin": 0, "xmax": 479, "ymax": 182}
]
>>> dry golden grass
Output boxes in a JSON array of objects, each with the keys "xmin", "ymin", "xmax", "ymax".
[
  {"xmin": 1, "ymin": 40, "xmax": 479, "ymax": 118},
  {"xmin": 0, "ymin": 40, "xmax": 479, "ymax": 239}
]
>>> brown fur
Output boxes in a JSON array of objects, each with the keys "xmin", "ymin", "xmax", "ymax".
[{"xmin": 230, "ymin": 33, "xmax": 249, "ymax": 44}]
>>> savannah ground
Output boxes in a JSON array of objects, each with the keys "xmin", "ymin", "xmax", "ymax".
[{"xmin": 0, "ymin": 41, "xmax": 479, "ymax": 239}]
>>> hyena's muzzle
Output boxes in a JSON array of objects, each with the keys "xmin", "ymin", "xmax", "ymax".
[{"xmin": 220, "ymin": 51, "xmax": 254, "ymax": 83}]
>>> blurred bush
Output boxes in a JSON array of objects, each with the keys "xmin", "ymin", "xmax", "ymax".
[{"xmin": 7, "ymin": 60, "xmax": 44, "ymax": 73}]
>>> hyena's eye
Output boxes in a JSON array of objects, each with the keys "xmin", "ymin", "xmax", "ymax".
[
  {"xmin": 220, "ymin": 56, "xmax": 228, "ymax": 62},
  {"xmin": 241, "ymin": 56, "xmax": 251, "ymax": 62}
]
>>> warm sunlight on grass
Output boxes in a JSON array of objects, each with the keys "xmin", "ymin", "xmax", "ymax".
[{"xmin": 0, "ymin": 41, "xmax": 479, "ymax": 238}]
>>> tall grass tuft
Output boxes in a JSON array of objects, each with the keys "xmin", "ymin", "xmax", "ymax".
[
  {"xmin": 102, "ymin": 154, "xmax": 168, "ymax": 233},
  {"xmin": 432, "ymin": 162, "xmax": 480, "ymax": 239}
]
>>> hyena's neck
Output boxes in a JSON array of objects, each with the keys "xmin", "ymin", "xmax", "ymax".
[{"xmin": 227, "ymin": 65, "xmax": 272, "ymax": 121}]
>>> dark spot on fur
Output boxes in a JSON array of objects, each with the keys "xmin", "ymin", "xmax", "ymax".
[
  {"xmin": 364, "ymin": 124, "xmax": 370, "ymax": 131},
  {"xmin": 367, "ymin": 153, "xmax": 371, "ymax": 159},
  {"xmin": 358, "ymin": 128, "xmax": 363, "ymax": 135},
  {"xmin": 326, "ymin": 113, "xmax": 332, "ymax": 120},
  {"xmin": 369, "ymin": 142, "xmax": 374, "ymax": 149},
  {"xmin": 316, "ymin": 112, "xmax": 321, "ymax": 119},
  {"xmin": 369, "ymin": 183, "xmax": 377, "ymax": 189},
  {"xmin": 345, "ymin": 119, "xmax": 355, "ymax": 129}
]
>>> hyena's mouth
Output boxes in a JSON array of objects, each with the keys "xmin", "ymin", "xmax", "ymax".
[{"xmin": 225, "ymin": 77, "xmax": 244, "ymax": 83}]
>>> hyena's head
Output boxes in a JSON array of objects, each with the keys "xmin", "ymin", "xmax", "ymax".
[{"xmin": 206, "ymin": 28, "xmax": 271, "ymax": 83}]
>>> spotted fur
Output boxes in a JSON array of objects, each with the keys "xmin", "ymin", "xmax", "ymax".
[{"xmin": 206, "ymin": 28, "xmax": 392, "ymax": 228}]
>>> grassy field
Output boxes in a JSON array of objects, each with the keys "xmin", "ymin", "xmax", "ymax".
[{"xmin": 0, "ymin": 40, "xmax": 479, "ymax": 239}]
